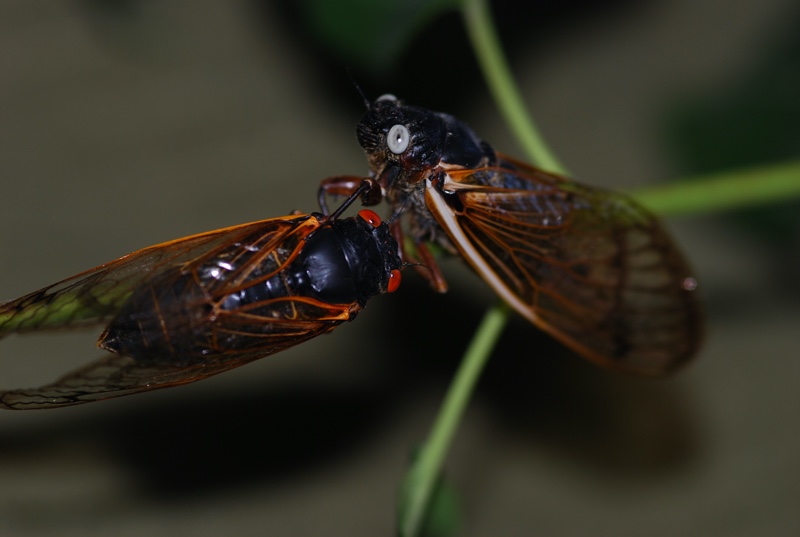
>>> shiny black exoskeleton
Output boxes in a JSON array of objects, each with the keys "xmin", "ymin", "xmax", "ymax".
[
  {"xmin": 101, "ymin": 212, "xmax": 401, "ymax": 365},
  {"xmin": 222, "ymin": 213, "xmax": 400, "ymax": 309}
]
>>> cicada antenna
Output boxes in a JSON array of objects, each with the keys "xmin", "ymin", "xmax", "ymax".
[
  {"xmin": 404, "ymin": 260, "xmax": 435, "ymax": 279},
  {"xmin": 346, "ymin": 70, "xmax": 371, "ymax": 109}
]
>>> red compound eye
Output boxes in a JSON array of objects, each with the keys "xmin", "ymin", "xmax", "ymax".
[
  {"xmin": 387, "ymin": 269, "xmax": 401, "ymax": 293},
  {"xmin": 357, "ymin": 209, "xmax": 382, "ymax": 228}
]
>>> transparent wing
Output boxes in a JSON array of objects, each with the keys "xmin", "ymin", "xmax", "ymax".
[
  {"xmin": 0, "ymin": 216, "xmax": 308, "ymax": 336},
  {"xmin": 0, "ymin": 307, "xmax": 343, "ymax": 409},
  {"xmin": 429, "ymin": 159, "xmax": 702, "ymax": 375}
]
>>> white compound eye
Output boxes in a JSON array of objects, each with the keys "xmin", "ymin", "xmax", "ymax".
[
  {"xmin": 387, "ymin": 124, "xmax": 410, "ymax": 154},
  {"xmin": 376, "ymin": 93, "xmax": 397, "ymax": 103}
]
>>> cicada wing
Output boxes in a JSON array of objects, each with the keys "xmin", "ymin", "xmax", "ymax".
[
  {"xmin": 0, "ymin": 216, "xmax": 309, "ymax": 337},
  {"xmin": 0, "ymin": 354, "xmax": 229, "ymax": 409},
  {"xmin": 0, "ymin": 298, "xmax": 352, "ymax": 409},
  {"xmin": 427, "ymin": 164, "xmax": 702, "ymax": 375}
]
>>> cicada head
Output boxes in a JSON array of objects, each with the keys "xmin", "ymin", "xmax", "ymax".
[
  {"xmin": 357, "ymin": 95, "xmax": 441, "ymax": 181},
  {"xmin": 356, "ymin": 95, "xmax": 495, "ymax": 189}
]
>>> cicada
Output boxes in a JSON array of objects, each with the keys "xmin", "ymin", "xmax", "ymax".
[
  {"xmin": 0, "ymin": 192, "xmax": 401, "ymax": 409},
  {"xmin": 320, "ymin": 95, "xmax": 702, "ymax": 375}
]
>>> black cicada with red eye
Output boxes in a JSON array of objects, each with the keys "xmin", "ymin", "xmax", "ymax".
[
  {"xmin": 0, "ymin": 196, "xmax": 401, "ymax": 409},
  {"xmin": 320, "ymin": 94, "xmax": 703, "ymax": 376}
]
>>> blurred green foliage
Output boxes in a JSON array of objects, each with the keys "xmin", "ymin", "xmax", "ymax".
[
  {"xmin": 297, "ymin": 0, "xmax": 462, "ymax": 73},
  {"xmin": 665, "ymin": 13, "xmax": 800, "ymax": 240}
]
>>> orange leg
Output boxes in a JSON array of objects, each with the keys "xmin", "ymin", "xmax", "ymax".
[{"xmin": 389, "ymin": 221, "xmax": 448, "ymax": 294}]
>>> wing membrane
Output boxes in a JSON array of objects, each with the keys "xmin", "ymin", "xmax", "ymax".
[
  {"xmin": 0, "ymin": 216, "xmax": 307, "ymax": 336},
  {"xmin": 431, "ymin": 161, "xmax": 702, "ymax": 375},
  {"xmin": 0, "ymin": 302, "xmax": 347, "ymax": 409}
]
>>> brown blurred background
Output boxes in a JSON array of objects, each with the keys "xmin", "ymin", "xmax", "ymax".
[{"xmin": 0, "ymin": 1, "xmax": 798, "ymax": 535}]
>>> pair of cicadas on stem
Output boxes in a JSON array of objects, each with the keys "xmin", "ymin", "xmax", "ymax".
[{"xmin": 0, "ymin": 95, "xmax": 702, "ymax": 409}]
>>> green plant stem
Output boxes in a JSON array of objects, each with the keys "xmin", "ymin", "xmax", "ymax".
[
  {"xmin": 399, "ymin": 302, "xmax": 509, "ymax": 537},
  {"xmin": 461, "ymin": 0, "xmax": 566, "ymax": 174},
  {"xmin": 633, "ymin": 159, "xmax": 800, "ymax": 216}
]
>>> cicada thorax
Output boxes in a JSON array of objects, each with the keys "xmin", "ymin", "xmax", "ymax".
[{"xmin": 100, "ymin": 212, "xmax": 401, "ymax": 367}]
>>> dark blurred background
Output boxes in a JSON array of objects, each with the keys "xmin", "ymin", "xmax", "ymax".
[{"xmin": 0, "ymin": 1, "xmax": 798, "ymax": 535}]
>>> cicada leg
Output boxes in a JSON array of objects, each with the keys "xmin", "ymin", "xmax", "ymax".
[
  {"xmin": 388, "ymin": 220, "xmax": 448, "ymax": 294},
  {"xmin": 318, "ymin": 175, "xmax": 383, "ymax": 215},
  {"xmin": 319, "ymin": 174, "xmax": 448, "ymax": 292}
]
